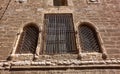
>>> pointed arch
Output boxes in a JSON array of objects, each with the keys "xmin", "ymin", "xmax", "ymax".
[
  {"xmin": 15, "ymin": 23, "xmax": 39, "ymax": 54},
  {"xmin": 78, "ymin": 22, "xmax": 101, "ymax": 53}
]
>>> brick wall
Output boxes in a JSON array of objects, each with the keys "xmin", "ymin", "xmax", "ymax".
[{"xmin": 0, "ymin": 0, "xmax": 120, "ymax": 73}]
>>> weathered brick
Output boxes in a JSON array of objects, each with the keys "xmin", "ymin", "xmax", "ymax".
[{"xmin": 0, "ymin": 0, "xmax": 120, "ymax": 73}]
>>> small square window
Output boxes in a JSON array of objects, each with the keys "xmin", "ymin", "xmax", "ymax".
[
  {"xmin": 87, "ymin": 0, "xmax": 100, "ymax": 3},
  {"xmin": 53, "ymin": 0, "xmax": 68, "ymax": 6},
  {"xmin": 90, "ymin": 0, "xmax": 98, "ymax": 2},
  {"xmin": 15, "ymin": 0, "xmax": 27, "ymax": 3}
]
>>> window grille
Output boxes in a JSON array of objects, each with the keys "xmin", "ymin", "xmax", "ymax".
[
  {"xmin": 44, "ymin": 14, "xmax": 77, "ymax": 54},
  {"xmin": 16, "ymin": 25, "xmax": 39, "ymax": 54},
  {"xmin": 79, "ymin": 25, "xmax": 101, "ymax": 53},
  {"xmin": 53, "ymin": 0, "xmax": 68, "ymax": 6}
]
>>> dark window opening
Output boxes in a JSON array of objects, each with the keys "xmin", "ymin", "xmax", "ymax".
[
  {"xmin": 53, "ymin": 0, "xmax": 68, "ymax": 6},
  {"xmin": 79, "ymin": 24, "xmax": 101, "ymax": 53},
  {"xmin": 89, "ymin": 0, "xmax": 99, "ymax": 2},
  {"xmin": 44, "ymin": 14, "xmax": 77, "ymax": 54},
  {"xmin": 16, "ymin": 25, "xmax": 39, "ymax": 54}
]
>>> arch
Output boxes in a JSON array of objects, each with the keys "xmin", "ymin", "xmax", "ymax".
[
  {"xmin": 15, "ymin": 23, "xmax": 39, "ymax": 54},
  {"xmin": 23, "ymin": 22, "xmax": 40, "ymax": 31},
  {"xmin": 78, "ymin": 22, "xmax": 101, "ymax": 53},
  {"xmin": 78, "ymin": 22, "xmax": 98, "ymax": 31}
]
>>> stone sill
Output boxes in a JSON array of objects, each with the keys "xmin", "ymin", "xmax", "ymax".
[
  {"xmin": 11, "ymin": 53, "xmax": 103, "ymax": 60},
  {"xmin": 38, "ymin": 54, "xmax": 78, "ymax": 60},
  {"xmin": 11, "ymin": 54, "xmax": 78, "ymax": 60}
]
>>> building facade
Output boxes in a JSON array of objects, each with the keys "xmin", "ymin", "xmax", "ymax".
[{"xmin": 0, "ymin": 0, "xmax": 120, "ymax": 74}]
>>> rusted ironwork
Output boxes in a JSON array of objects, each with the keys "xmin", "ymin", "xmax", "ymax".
[
  {"xmin": 79, "ymin": 25, "xmax": 101, "ymax": 53},
  {"xmin": 44, "ymin": 14, "xmax": 77, "ymax": 54},
  {"xmin": 16, "ymin": 25, "xmax": 39, "ymax": 54}
]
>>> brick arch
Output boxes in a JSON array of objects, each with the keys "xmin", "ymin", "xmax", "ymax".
[
  {"xmin": 23, "ymin": 22, "xmax": 40, "ymax": 32},
  {"xmin": 78, "ymin": 22, "xmax": 98, "ymax": 31}
]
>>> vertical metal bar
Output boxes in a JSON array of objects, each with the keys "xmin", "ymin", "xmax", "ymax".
[
  {"xmin": 56, "ymin": 14, "xmax": 58, "ymax": 54},
  {"xmin": 57, "ymin": 14, "xmax": 60, "ymax": 53},
  {"xmin": 54, "ymin": 14, "xmax": 56, "ymax": 54},
  {"xmin": 61, "ymin": 14, "xmax": 64, "ymax": 53},
  {"xmin": 64, "ymin": 14, "xmax": 68, "ymax": 53}
]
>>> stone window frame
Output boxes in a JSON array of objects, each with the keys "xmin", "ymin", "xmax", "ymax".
[
  {"xmin": 77, "ymin": 22, "xmax": 107, "ymax": 59},
  {"xmin": 9, "ymin": 22, "xmax": 41, "ymax": 60}
]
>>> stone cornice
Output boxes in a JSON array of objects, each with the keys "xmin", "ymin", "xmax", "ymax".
[{"xmin": 0, "ymin": 59, "xmax": 120, "ymax": 70}]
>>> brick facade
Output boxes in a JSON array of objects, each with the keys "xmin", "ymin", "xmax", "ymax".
[{"xmin": 0, "ymin": 0, "xmax": 120, "ymax": 74}]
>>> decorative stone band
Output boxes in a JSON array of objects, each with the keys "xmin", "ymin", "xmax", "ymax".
[{"xmin": 0, "ymin": 59, "xmax": 120, "ymax": 70}]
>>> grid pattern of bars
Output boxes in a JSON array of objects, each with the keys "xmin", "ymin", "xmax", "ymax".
[
  {"xmin": 53, "ymin": 0, "xmax": 68, "ymax": 6},
  {"xmin": 44, "ymin": 14, "xmax": 77, "ymax": 54},
  {"xmin": 16, "ymin": 25, "xmax": 39, "ymax": 54},
  {"xmin": 79, "ymin": 25, "xmax": 101, "ymax": 53}
]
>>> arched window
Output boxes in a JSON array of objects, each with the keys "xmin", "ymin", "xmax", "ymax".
[
  {"xmin": 53, "ymin": 0, "xmax": 68, "ymax": 6},
  {"xmin": 79, "ymin": 24, "xmax": 101, "ymax": 53},
  {"xmin": 16, "ymin": 24, "xmax": 39, "ymax": 54}
]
